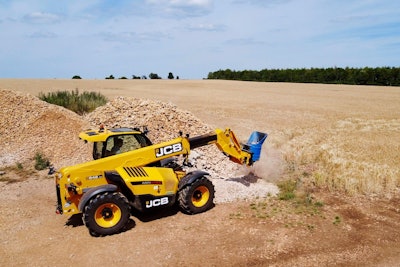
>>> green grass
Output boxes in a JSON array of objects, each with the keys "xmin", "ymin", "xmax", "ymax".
[
  {"xmin": 242, "ymin": 179, "xmax": 327, "ymax": 231},
  {"xmin": 277, "ymin": 179, "xmax": 297, "ymax": 200},
  {"xmin": 333, "ymin": 215, "xmax": 341, "ymax": 225},
  {"xmin": 38, "ymin": 89, "xmax": 107, "ymax": 115},
  {"xmin": 34, "ymin": 152, "xmax": 50, "ymax": 171}
]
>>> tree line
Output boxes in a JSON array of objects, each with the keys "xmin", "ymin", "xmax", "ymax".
[
  {"xmin": 207, "ymin": 67, "xmax": 400, "ymax": 86},
  {"xmin": 72, "ymin": 72, "xmax": 179, "ymax": 80}
]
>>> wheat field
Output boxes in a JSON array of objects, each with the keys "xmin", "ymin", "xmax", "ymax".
[{"xmin": 1, "ymin": 79, "xmax": 399, "ymax": 196}]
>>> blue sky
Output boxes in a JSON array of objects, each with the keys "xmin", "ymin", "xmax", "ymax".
[{"xmin": 0, "ymin": 0, "xmax": 399, "ymax": 79}]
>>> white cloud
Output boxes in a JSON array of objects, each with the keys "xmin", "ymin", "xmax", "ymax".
[
  {"xmin": 29, "ymin": 31, "xmax": 58, "ymax": 38},
  {"xmin": 186, "ymin": 23, "xmax": 226, "ymax": 32},
  {"xmin": 147, "ymin": 0, "xmax": 212, "ymax": 6},
  {"xmin": 22, "ymin": 11, "xmax": 62, "ymax": 24},
  {"xmin": 145, "ymin": 0, "xmax": 213, "ymax": 17}
]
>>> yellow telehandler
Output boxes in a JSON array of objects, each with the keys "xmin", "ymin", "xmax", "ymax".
[{"xmin": 55, "ymin": 125, "xmax": 267, "ymax": 236}]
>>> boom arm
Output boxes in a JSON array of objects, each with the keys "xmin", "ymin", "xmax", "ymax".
[{"xmin": 189, "ymin": 128, "xmax": 265, "ymax": 166}]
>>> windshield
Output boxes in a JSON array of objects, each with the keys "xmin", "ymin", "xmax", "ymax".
[{"xmin": 93, "ymin": 133, "xmax": 152, "ymax": 159}]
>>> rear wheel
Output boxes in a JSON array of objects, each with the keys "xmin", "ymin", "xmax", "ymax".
[
  {"xmin": 178, "ymin": 176, "xmax": 215, "ymax": 214},
  {"xmin": 83, "ymin": 192, "xmax": 130, "ymax": 236}
]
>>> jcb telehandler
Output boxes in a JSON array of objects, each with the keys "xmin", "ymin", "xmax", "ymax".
[{"xmin": 55, "ymin": 126, "xmax": 267, "ymax": 236}]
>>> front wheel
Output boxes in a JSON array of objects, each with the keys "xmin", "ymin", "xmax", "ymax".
[
  {"xmin": 83, "ymin": 192, "xmax": 130, "ymax": 236},
  {"xmin": 178, "ymin": 176, "xmax": 215, "ymax": 214}
]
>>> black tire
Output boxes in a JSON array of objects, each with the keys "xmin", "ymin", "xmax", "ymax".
[
  {"xmin": 83, "ymin": 192, "xmax": 130, "ymax": 236},
  {"xmin": 178, "ymin": 176, "xmax": 215, "ymax": 214}
]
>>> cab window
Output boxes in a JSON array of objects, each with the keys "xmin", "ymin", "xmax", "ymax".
[{"xmin": 94, "ymin": 134, "xmax": 152, "ymax": 159}]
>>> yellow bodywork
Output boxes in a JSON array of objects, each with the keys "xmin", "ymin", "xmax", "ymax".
[
  {"xmin": 116, "ymin": 166, "xmax": 180, "ymax": 195},
  {"xmin": 56, "ymin": 127, "xmax": 254, "ymax": 215},
  {"xmin": 56, "ymin": 134, "xmax": 189, "ymax": 215},
  {"xmin": 214, "ymin": 128, "xmax": 252, "ymax": 165}
]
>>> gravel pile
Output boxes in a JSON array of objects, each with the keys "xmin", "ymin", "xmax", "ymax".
[
  {"xmin": 84, "ymin": 96, "xmax": 241, "ymax": 179},
  {"xmin": 85, "ymin": 96, "xmax": 211, "ymax": 142},
  {"xmin": 0, "ymin": 90, "xmax": 278, "ymax": 202},
  {"xmin": 0, "ymin": 89, "xmax": 91, "ymax": 168}
]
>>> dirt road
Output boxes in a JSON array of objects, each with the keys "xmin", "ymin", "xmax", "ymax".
[{"xmin": 1, "ymin": 79, "xmax": 400, "ymax": 266}]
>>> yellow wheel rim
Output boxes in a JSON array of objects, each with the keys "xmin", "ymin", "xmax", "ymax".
[
  {"xmin": 95, "ymin": 203, "xmax": 122, "ymax": 228},
  {"xmin": 192, "ymin": 185, "xmax": 210, "ymax": 207}
]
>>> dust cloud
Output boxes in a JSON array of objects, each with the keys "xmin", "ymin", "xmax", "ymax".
[
  {"xmin": 233, "ymin": 142, "xmax": 285, "ymax": 183},
  {"xmin": 248, "ymin": 143, "xmax": 285, "ymax": 182}
]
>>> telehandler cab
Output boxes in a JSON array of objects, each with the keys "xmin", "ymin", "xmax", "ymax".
[{"xmin": 55, "ymin": 126, "xmax": 267, "ymax": 236}]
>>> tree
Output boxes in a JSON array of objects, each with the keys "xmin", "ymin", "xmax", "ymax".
[
  {"xmin": 149, "ymin": 73, "xmax": 161, "ymax": 79},
  {"xmin": 168, "ymin": 72, "xmax": 174, "ymax": 79},
  {"xmin": 72, "ymin": 75, "xmax": 82, "ymax": 79},
  {"xmin": 105, "ymin": 75, "xmax": 115, "ymax": 80}
]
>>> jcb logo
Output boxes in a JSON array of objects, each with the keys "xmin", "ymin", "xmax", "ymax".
[
  {"xmin": 146, "ymin": 197, "xmax": 169, "ymax": 208},
  {"xmin": 155, "ymin": 143, "xmax": 182, "ymax": 158}
]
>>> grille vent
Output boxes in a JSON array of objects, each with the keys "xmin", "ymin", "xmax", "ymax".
[{"xmin": 123, "ymin": 167, "xmax": 149, "ymax": 177}]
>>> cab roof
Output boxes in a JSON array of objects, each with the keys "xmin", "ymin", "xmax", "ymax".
[{"xmin": 79, "ymin": 127, "xmax": 144, "ymax": 142}]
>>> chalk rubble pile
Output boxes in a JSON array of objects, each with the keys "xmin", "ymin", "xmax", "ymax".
[{"xmin": 0, "ymin": 91, "xmax": 278, "ymax": 202}]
